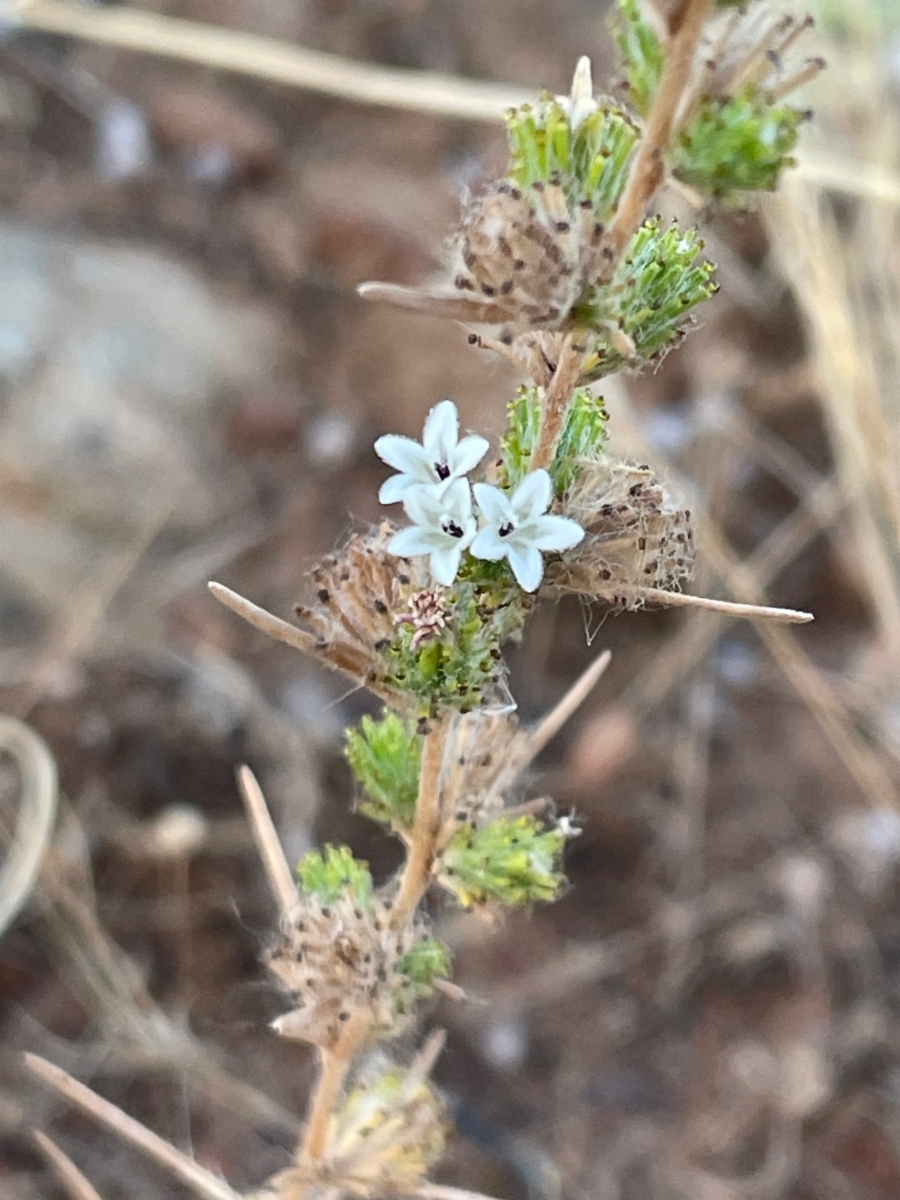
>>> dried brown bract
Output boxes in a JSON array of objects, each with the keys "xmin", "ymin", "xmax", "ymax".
[
  {"xmin": 358, "ymin": 177, "xmax": 610, "ymax": 349},
  {"xmin": 450, "ymin": 180, "xmax": 605, "ymax": 330},
  {"xmin": 681, "ymin": 6, "xmax": 823, "ymax": 120},
  {"xmin": 269, "ymin": 893, "xmax": 431, "ymax": 1050},
  {"xmin": 295, "ymin": 523, "xmax": 428, "ymax": 709},
  {"xmin": 545, "ymin": 457, "xmax": 695, "ymax": 606}
]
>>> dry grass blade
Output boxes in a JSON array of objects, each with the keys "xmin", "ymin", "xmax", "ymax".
[
  {"xmin": 797, "ymin": 154, "xmax": 900, "ymax": 207},
  {"xmin": 237, "ymin": 765, "xmax": 299, "ymax": 919},
  {"xmin": 0, "ymin": 715, "xmax": 58, "ymax": 938},
  {"xmin": 768, "ymin": 174, "xmax": 900, "ymax": 659},
  {"xmin": 526, "ymin": 648, "xmax": 612, "ymax": 762},
  {"xmin": 639, "ymin": 588, "xmax": 813, "ymax": 623},
  {"xmin": 24, "ymin": 1054, "xmax": 242, "ymax": 1200},
  {"xmin": 11, "ymin": 0, "xmax": 530, "ymax": 120},
  {"xmin": 31, "ymin": 1130, "xmax": 106, "ymax": 1200},
  {"xmin": 209, "ymin": 582, "xmax": 318, "ymax": 656}
]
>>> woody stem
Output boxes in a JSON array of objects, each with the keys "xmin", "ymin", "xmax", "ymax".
[
  {"xmin": 391, "ymin": 717, "xmax": 449, "ymax": 930},
  {"xmin": 531, "ymin": 335, "xmax": 584, "ymax": 472},
  {"xmin": 299, "ymin": 1009, "xmax": 371, "ymax": 1165},
  {"xmin": 600, "ymin": 0, "xmax": 713, "ymax": 275}
]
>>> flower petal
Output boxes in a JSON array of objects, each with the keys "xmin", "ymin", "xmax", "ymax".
[
  {"xmin": 378, "ymin": 474, "xmax": 418, "ymax": 504},
  {"xmin": 429, "ymin": 543, "xmax": 464, "ymax": 586},
  {"xmin": 403, "ymin": 483, "xmax": 447, "ymax": 527},
  {"xmin": 508, "ymin": 543, "xmax": 545, "ymax": 592},
  {"xmin": 511, "ymin": 469, "xmax": 552, "ymax": 520},
  {"xmin": 422, "ymin": 399, "xmax": 459, "ymax": 463},
  {"xmin": 389, "ymin": 526, "xmax": 443, "ymax": 558},
  {"xmin": 470, "ymin": 527, "xmax": 508, "ymax": 562},
  {"xmin": 531, "ymin": 514, "xmax": 585, "ymax": 552},
  {"xmin": 448, "ymin": 433, "xmax": 490, "ymax": 478},
  {"xmin": 374, "ymin": 434, "xmax": 432, "ymax": 478},
  {"xmin": 473, "ymin": 482, "xmax": 514, "ymax": 526},
  {"xmin": 440, "ymin": 477, "xmax": 475, "ymax": 521}
]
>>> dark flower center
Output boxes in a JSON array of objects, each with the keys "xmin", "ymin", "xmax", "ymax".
[
  {"xmin": 435, "ymin": 461, "xmax": 451, "ymax": 481},
  {"xmin": 443, "ymin": 520, "xmax": 464, "ymax": 538},
  {"xmin": 499, "ymin": 521, "xmax": 515, "ymax": 538}
]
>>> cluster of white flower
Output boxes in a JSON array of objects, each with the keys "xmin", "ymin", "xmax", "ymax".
[{"xmin": 375, "ymin": 401, "xmax": 584, "ymax": 593}]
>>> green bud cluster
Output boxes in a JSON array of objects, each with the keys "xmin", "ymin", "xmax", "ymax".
[
  {"xmin": 506, "ymin": 95, "xmax": 639, "ymax": 222},
  {"xmin": 396, "ymin": 939, "xmax": 452, "ymax": 995},
  {"xmin": 440, "ymin": 815, "xmax": 567, "ymax": 908},
  {"xmin": 501, "ymin": 385, "xmax": 609, "ymax": 494},
  {"xmin": 613, "ymin": 0, "xmax": 665, "ymax": 118},
  {"xmin": 674, "ymin": 91, "xmax": 807, "ymax": 202},
  {"xmin": 579, "ymin": 216, "xmax": 717, "ymax": 376}
]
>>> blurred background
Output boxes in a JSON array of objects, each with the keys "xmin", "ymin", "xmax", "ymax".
[{"xmin": 2, "ymin": 1, "xmax": 900, "ymax": 1197}]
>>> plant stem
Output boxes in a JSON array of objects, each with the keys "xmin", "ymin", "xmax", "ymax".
[
  {"xmin": 531, "ymin": 335, "xmax": 584, "ymax": 472},
  {"xmin": 391, "ymin": 717, "xmax": 449, "ymax": 930},
  {"xmin": 601, "ymin": 0, "xmax": 713, "ymax": 276},
  {"xmin": 298, "ymin": 1009, "xmax": 371, "ymax": 1167},
  {"xmin": 294, "ymin": 716, "xmax": 449, "ymax": 1182}
]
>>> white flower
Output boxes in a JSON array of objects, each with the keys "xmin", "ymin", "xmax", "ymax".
[
  {"xmin": 471, "ymin": 470, "xmax": 584, "ymax": 592},
  {"xmin": 374, "ymin": 399, "xmax": 490, "ymax": 505},
  {"xmin": 389, "ymin": 477, "xmax": 477, "ymax": 586},
  {"xmin": 556, "ymin": 56, "xmax": 598, "ymax": 132}
]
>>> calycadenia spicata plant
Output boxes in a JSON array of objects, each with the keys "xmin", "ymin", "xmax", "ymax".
[{"xmin": 26, "ymin": 4, "xmax": 824, "ymax": 1198}]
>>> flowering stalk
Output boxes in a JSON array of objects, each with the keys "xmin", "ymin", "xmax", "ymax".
[{"xmin": 28, "ymin": 4, "xmax": 823, "ymax": 1198}]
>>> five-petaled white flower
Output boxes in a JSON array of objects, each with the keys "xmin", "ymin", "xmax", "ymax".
[
  {"xmin": 471, "ymin": 470, "xmax": 584, "ymax": 592},
  {"xmin": 388, "ymin": 477, "xmax": 477, "ymax": 587},
  {"xmin": 374, "ymin": 399, "xmax": 490, "ymax": 505}
]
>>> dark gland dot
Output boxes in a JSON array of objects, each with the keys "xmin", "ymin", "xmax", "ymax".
[{"xmin": 444, "ymin": 521, "xmax": 464, "ymax": 538}]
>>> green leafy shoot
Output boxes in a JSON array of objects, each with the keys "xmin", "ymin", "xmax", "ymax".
[
  {"xmin": 346, "ymin": 712, "xmax": 420, "ymax": 831},
  {"xmin": 297, "ymin": 844, "xmax": 373, "ymax": 908},
  {"xmin": 501, "ymin": 385, "xmax": 609, "ymax": 495},
  {"xmin": 673, "ymin": 90, "xmax": 807, "ymax": 203},
  {"xmin": 613, "ymin": 0, "xmax": 664, "ymax": 118},
  {"xmin": 440, "ymin": 815, "xmax": 567, "ymax": 908},
  {"xmin": 397, "ymin": 938, "xmax": 452, "ymax": 995}
]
